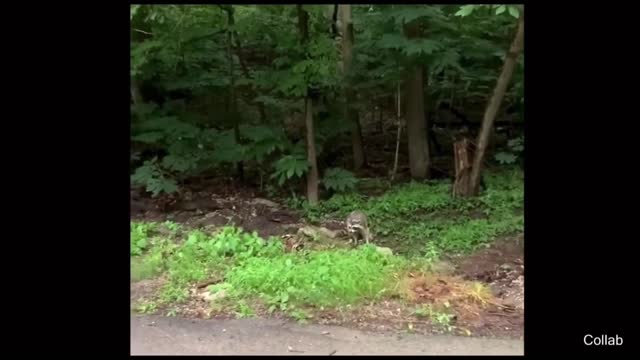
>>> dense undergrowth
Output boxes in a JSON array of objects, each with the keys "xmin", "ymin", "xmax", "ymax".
[
  {"xmin": 300, "ymin": 168, "xmax": 523, "ymax": 255},
  {"xmin": 131, "ymin": 169, "xmax": 523, "ymax": 320}
]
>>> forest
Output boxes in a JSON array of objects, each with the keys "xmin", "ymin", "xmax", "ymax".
[{"xmin": 130, "ymin": 4, "xmax": 524, "ymax": 341}]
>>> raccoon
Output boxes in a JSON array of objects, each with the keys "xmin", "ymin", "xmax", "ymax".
[{"xmin": 345, "ymin": 210, "xmax": 371, "ymax": 245}]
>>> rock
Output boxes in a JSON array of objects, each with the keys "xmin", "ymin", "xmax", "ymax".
[
  {"xmin": 201, "ymin": 289, "xmax": 227, "ymax": 302},
  {"xmin": 297, "ymin": 225, "xmax": 338, "ymax": 241},
  {"xmin": 131, "ymin": 200, "xmax": 154, "ymax": 214},
  {"xmin": 318, "ymin": 227, "xmax": 337, "ymax": 239},
  {"xmin": 252, "ymin": 198, "xmax": 280, "ymax": 208},
  {"xmin": 499, "ymin": 263, "xmax": 515, "ymax": 271},
  {"xmin": 375, "ymin": 246, "xmax": 393, "ymax": 256},
  {"xmin": 431, "ymin": 261, "xmax": 456, "ymax": 274}
]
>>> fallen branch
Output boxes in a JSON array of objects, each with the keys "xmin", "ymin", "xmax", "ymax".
[
  {"xmin": 196, "ymin": 278, "xmax": 223, "ymax": 289},
  {"xmin": 133, "ymin": 28, "xmax": 153, "ymax": 35}
]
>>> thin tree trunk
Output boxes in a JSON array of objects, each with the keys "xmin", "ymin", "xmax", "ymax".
[
  {"xmin": 231, "ymin": 32, "xmax": 267, "ymax": 124},
  {"xmin": 304, "ymin": 97, "xmax": 319, "ymax": 204},
  {"xmin": 131, "ymin": 79, "xmax": 145, "ymax": 122},
  {"xmin": 340, "ymin": 4, "xmax": 366, "ymax": 171},
  {"xmin": 467, "ymin": 14, "xmax": 524, "ymax": 196},
  {"xmin": 404, "ymin": 21, "xmax": 430, "ymax": 179},
  {"xmin": 297, "ymin": 5, "xmax": 319, "ymax": 205},
  {"xmin": 405, "ymin": 66, "xmax": 430, "ymax": 179},
  {"xmin": 391, "ymin": 83, "xmax": 402, "ymax": 181},
  {"xmin": 224, "ymin": 6, "xmax": 244, "ymax": 180},
  {"xmin": 131, "ymin": 79, "xmax": 143, "ymax": 106}
]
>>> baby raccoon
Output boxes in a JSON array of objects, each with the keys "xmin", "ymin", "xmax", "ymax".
[{"xmin": 345, "ymin": 210, "xmax": 371, "ymax": 245}]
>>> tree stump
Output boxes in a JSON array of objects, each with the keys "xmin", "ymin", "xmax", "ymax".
[{"xmin": 453, "ymin": 138, "xmax": 473, "ymax": 197}]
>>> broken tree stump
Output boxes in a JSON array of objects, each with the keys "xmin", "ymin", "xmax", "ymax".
[{"xmin": 453, "ymin": 138, "xmax": 473, "ymax": 197}]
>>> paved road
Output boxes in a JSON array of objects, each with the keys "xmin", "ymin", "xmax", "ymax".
[{"xmin": 131, "ymin": 315, "xmax": 524, "ymax": 355}]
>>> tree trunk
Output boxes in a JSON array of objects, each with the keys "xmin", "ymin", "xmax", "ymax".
[
  {"xmin": 405, "ymin": 66, "xmax": 430, "ymax": 179},
  {"xmin": 467, "ymin": 15, "xmax": 524, "ymax": 196},
  {"xmin": 404, "ymin": 21, "xmax": 430, "ymax": 179},
  {"xmin": 231, "ymin": 31, "xmax": 267, "ymax": 124},
  {"xmin": 131, "ymin": 79, "xmax": 145, "ymax": 122},
  {"xmin": 452, "ymin": 138, "xmax": 472, "ymax": 197},
  {"xmin": 304, "ymin": 97, "xmax": 319, "ymax": 204},
  {"xmin": 224, "ymin": 6, "xmax": 244, "ymax": 180},
  {"xmin": 131, "ymin": 79, "xmax": 143, "ymax": 106},
  {"xmin": 297, "ymin": 5, "xmax": 319, "ymax": 205},
  {"xmin": 340, "ymin": 4, "xmax": 366, "ymax": 171},
  {"xmin": 391, "ymin": 83, "xmax": 403, "ymax": 181}
]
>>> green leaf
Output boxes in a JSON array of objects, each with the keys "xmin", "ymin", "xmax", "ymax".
[
  {"xmin": 495, "ymin": 5, "xmax": 506, "ymax": 15},
  {"xmin": 455, "ymin": 5, "xmax": 476, "ymax": 17},
  {"xmin": 378, "ymin": 33, "xmax": 409, "ymax": 50},
  {"xmin": 507, "ymin": 6, "xmax": 519, "ymax": 18},
  {"xmin": 132, "ymin": 132, "xmax": 165, "ymax": 144},
  {"xmin": 495, "ymin": 152, "xmax": 517, "ymax": 164},
  {"xmin": 403, "ymin": 39, "xmax": 442, "ymax": 56},
  {"xmin": 130, "ymin": 5, "xmax": 141, "ymax": 19}
]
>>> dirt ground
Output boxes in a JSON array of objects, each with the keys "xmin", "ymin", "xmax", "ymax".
[{"xmin": 130, "ymin": 183, "xmax": 524, "ymax": 339}]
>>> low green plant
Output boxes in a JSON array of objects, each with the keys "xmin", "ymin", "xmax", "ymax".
[
  {"xmin": 495, "ymin": 137, "xmax": 524, "ymax": 165},
  {"xmin": 131, "ymin": 158, "xmax": 179, "ymax": 197},
  {"xmin": 289, "ymin": 308, "xmax": 312, "ymax": 323},
  {"xmin": 131, "ymin": 221, "xmax": 156, "ymax": 256},
  {"xmin": 272, "ymin": 154, "xmax": 309, "ymax": 186},
  {"xmin": 414, "ymin": 303, "xmax": 456, "ymax": 332},
  {"xmin": 136, "ymin": 301, "xmax": 158, "ymax": 314},
  {"xmin": 157, "ymin": 226, "xmax": 283, "ymax": 302},
  {"xmin": 163, "ymin": 220, "xmax": 182, "ymax": 232},
  {"xmin": 235, "ymin": 300, "xmax": 256, "ymax": 318},
  {"xmin": 322, "ymin": 168, "xmax": 358, "ymax": 193},
  {"xmin": 226, "ymin": 245, "xmax": 406, "ymax": 308}
]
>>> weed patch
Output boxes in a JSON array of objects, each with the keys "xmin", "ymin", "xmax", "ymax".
[
  {"xmin": 130, "ymin": 223, "xmax": 285, "ymax": 303},
  {"xmin": 225, "ymin": 245, "xmax": 406, "ymax": 309}
]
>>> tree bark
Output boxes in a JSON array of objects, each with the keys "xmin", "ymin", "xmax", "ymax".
[
  {"xmin": 405, "ymin": 67, "xmax": 430, "ymax": 179},
  {"xmin": 131, "ymin": 80, "xmax": 144, "ymax": 106},
  {"xmin": 404, "ymin": 21, "xmax": 430, "ymax": 179},
  {"xmin": 222, "ymin": 5, "xmax": 244, "ymax": 180},
  {"xmin": 304, "ymin": 97, "xmax": 319, "ymax": 204},
  {"xmin": 452, "ymin": 138, "xmax": 472, "ymax": 197},
  {"xmin": 297, "ymin": 5, "xmax": 319, "ymax": 205},
  {"xmin": 340, "ymin": 5, "xmax": 366, "ymax": 171},
  {"xmin": 467, "ymin": 14, "xmax": 524, "ymax": 196},
  {"xmin": 231, "ymin": 32, "xmax": 268, "ymax": 123}
]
